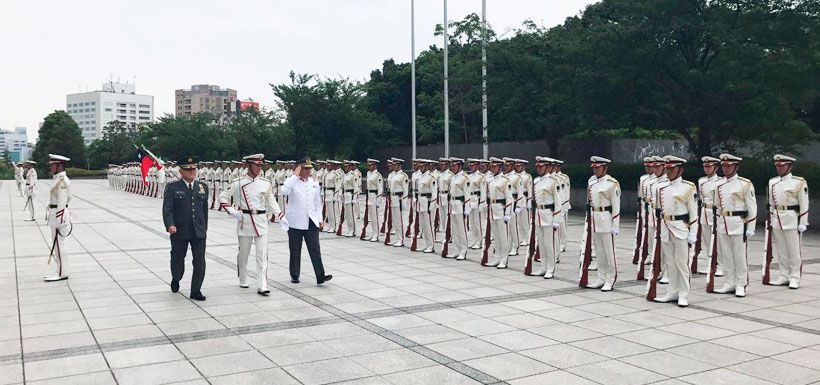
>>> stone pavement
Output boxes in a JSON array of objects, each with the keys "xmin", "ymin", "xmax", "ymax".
[{"xmin": 1, "ymin": 179, "xmax": 819, "ymax": 385}]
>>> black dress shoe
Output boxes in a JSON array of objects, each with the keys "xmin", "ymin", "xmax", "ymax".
[
  {"xmin": 291, "ymin": 278, "xmax": 300, "ymax": 284},
  {"xmin": 190, "ymin": 293, "xmax": 206, "ymax": 301},
  {"xmin": 318, "ymin": 275, "xmax": 333, "ymax": 285},
  {"xmin": 257, "ymin": 289, "xmax": 271, "ymax": 296},
  {"xmin": 170, "ymin": 280, "xmax": 179, "ymax": 293}
]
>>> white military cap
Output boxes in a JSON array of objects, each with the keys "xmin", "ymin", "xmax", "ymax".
[
  {"xmin": 590, "ymin": 156, "xmax": 611, "ymax": 165},
  {"xmin": 554, "ymin": 159, "xmax": 564, "ymax": 165},
  {"xmin": 502, "ymin": 157, "xmax": 516, "ymax": 162},
  {"xmin": 515, "ymin": 158, "xmax": 528, "ymax": 164},
  {"xmin": 643, "ymin": 156, "xmax": 653, "ymax": 163},
  {"xmin": 488, "ymin": 157, "xmax": 504, "ymax": 164},
  {"xmin": 366, "ymin": 158, "xmax": 380, "ymax": 163},
  {"xmin": 663, "ymin": 155, "xmax": 687, "ymax": 166},
  {"xmin": 701, "ymin": 156, "xmax": 720, "ymax": 163},
  {"xmin": 478, "ymin": 159, "xmax": 490, "ymax": 163},
  {"xmin": 25, "ymin": 160, "xmax": 37, "ymax": 164},
  {"xmin": 390, "ymin": 157, "xmax": 405, "ymax": 163},
  {"xmin": 439, "ymin": 157, "xmax": 450, "ymax": 162},
  {"xmin": 650, "ymin": 156, "xmax": 665, "ymax": 163},
  {"xmin": 48, "ymin": 154, "xmax": 70, "ymax": 164},
  {"xmin": 466, "ymin": 158, "xmax": 481, "ymax": 163},
  {"xmin": 719, "ymin": 153, "xmax": 742, "ymax": 163},
  {"xmin": 773, "ymin": 154, "xmax": 796, "ymax": 163},
  {"xmin": 535, "ymin": 156, "xmax": 553, "ymax": 163},
  {"xmin": 449, "ymin": 157, "xmax": 464, "ymax": 163}
]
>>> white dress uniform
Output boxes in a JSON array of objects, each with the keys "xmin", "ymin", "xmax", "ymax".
[
  {"xmin": 323, "ymin": 163, "xmax": 342, "ymax": 232},
  {"xmin": 15, "ymin": 164, "xmax": 24, "ymax": 196},
  {"xmin": 467, "ymin": 162, "xmax": 486, "ymax": 249},
  {"xmin": 416, "ymin": 164, "xmax": 438, "ymax": 252},
  {"xmin": 45, "ymin": 155, "xmax": 72, "ymax": 281},
  {"xmin": 654, "ymin": 157, "xmax": 698, "ymax": 306},
  {"xmin": 697, "ymin": 159, "xmax": 722, "ymax": 275},
  {"xmin": 364, "ymin": 164, "xmax": 383, "ymax": 241},
  {"xmin": 157, "ymin": 164, "xmax": 167, "ymax": 198},
  {"xmin": 445, "ymin": 161, "xmax": 470, "ymax": 259},
  {"xmin": 767, "ymin": 155, "xmax": 809, "ymax": 289},
  {"xmin": 634, "ymin": 165, "xmax": 652, "ymax": 265},
  {"xmin": 410, "ymin": 167, "xmax": 423, "ymax": 238},
  {"xmin": 218, "ymin": 155, "xmax": 282, "ymax": 293},
  {"xmin": 388, "ymin": 161, "xmax": 410, "ymax": 246},
  {"xmin": 211, "ymin": 164, "xmax": 222, "ymax": 209},
  {"xmin": 485, "ymin": 161, "xmax": 514, "ymax": 268},
  {"xmin": 504, "ymin": 162, "xmax": 523, "ymax": 255},
  {"xmin": 648, "ymin": 167, "xmax": 670, "ymax": 280},
  {"xmin": 556, "ymin": 167, "xmax": 571, "ymax": 252},
  {"xmin": 713, "ymin": 154, "xmax": 757, "ymax": 297},
  {"xmin": 437, "ymin": 164, "xmax": 453, "ymax": 238},
  {"xmin": 23, "ymin": 163, "xmax": 38, "ymax": 221},
  {"xmin": 532, "ymin": 160, "xmax": 563, "ymax": 277},
  {"xmin": 340, "ymin": 164, "xmax": 359, "ymax": 237},
  {"xmin": 516, "ymin": 164, "xmax": 533, "ymax": 247},
  {"xmin": 585, "ymin": 157, "xmax": 621, "ymax": 290}
]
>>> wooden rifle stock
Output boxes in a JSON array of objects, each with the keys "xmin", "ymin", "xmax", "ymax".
[
  {"xmin": 706, "ymin": 206, "xmax": 719, "ymax": 292},
  {"xmin": 646, "ymin": 208, "xmax": 663, "ymax": 300},
  {"xmin": 336, "ymin": 201, "xmax": 345, "ymax": 236},
  {"xmin": 637, "ymin": 202, "xmax": 650, "ymax": 280},
  {"xmin": 441, "ymin": 202, "xmax": 452, "ymax": 258},
  {"xmin": 579, "ymin": 204, "xmax": 593, "ymax": 287},
  {"xmin": 384, "ymin": 197, "xmax": 393, "ymax": 245},
  {"xmin": 481, "ymin": 199, "xmax": 492, "ymax": 265},
  {"xmin": 632, "ymin": 197, "xmax": 643, "ymax": 264},
  {"xmin": 691, "ymin": 200, "xmax": 703, "ymax": 273},
  {"xmin": 762, "ymin": 208, "xmax": 773, "ymax": 284},
  {"xmin": 360, "ymin": 193, "xmax": 370, "ymax": 240},
  {"xmin": 525, "ymin": 194, "xmax": 538, "ymax": 275},
  {"xmin": 405, "ymin": 190, "xmax": 414, "ymax": 237}
]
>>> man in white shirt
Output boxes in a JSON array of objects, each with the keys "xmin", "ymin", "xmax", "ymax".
[{"xmin": 281, "ymin": 158, "xmax": 333, "ymax": 285}]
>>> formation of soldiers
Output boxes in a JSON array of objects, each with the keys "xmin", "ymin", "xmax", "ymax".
[
  {"xmin": 103, "ymin": 152, "xmax": 810, "ymax": 308},
  {"xmin": 108, "ymin": 161, "xmax": 178, "ymax": 197}
]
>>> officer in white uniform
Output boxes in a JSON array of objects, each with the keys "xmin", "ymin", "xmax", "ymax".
[
  {"xmin": 584, "ymin": 156, "xmax": 621, "ymax": 291},
  {"xmin": 387, "ymin": 158, "xmax": 409, "ymax": 247},
  {"xmin": 697, "ymin": 156, "xmax": 723, "ymax": 275},
  {"xmin": 45, "ymin": 154, "xmax": 72, "ymax": 282},
  {"xmin": 362, "ymin": 159, "xmax": 383, "ymax": 242},
  {"xmin": 713, "ymin": 154, "xmax": 757, "ymax": 297},
  {"xmin": 339, "ymin": 160, "xmax": 360, "ymax": 237},
  {"xmin": 14, "ymin": 162, "xmax": 24, "ymax": 196},
  {"xmin": 653, "ymin": 156, "xmax": 699, "ymax": 307},
  {"xmin": 647, "ymin": 156, "xmax": 670, "ymax": 282},
  {"xmin": 443, "ymin": 158, "xmax": 470, "ymax": 260},
  {"xmin": 515, "ymin": 159, "xmax": 533, "ymax": 247},
  {"xmin": 530, "ymin": 156, "xmax": 562, "ymax": 277},
  {"xmin": 218, "ymin": 154, "xmax": 282, "ymax": 295},
  {"xmin": 483, "ymin": 157, "xmax": 514, "ymax": 268},
  {"xmin": 502, "ymin": 158, "xmax": 523, "ymax": 256},
  {"xmin": 23, "ymin": 160, "xmax": 38, "ymax": 221},
  {"xmin": 435, "ymin": 158, "xmax": 452, "ymax": 237},
  {"xmin": 415, "ymin": 160, "xmax": 438, "ymax": 253},
  {"xmin": 554, "ymin": 160, "xmax": 571, "ymax": 254},
  {"xmin": 767, "ymin": 154, "xmax": 809, "ymax": 289},
  {"xmin": 156, "ymin": 161, "xmax": 167, "ymax": 198},
  {"xmin": 466, "ymin": 159, "xmax": 486, "ymax": 249}
]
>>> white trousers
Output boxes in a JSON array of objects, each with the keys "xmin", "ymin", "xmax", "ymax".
[
  {"xmin": 773, "ymin": 229, "xmax": 801, "ymax": 282},
  {"xmin": 507, "ymin": 211, "xmax": 520, "ymax": 254},
  {"xmin": 366, "ymin": 203, "xmax": 380, "ymax": 239},
  {"xmin": 449, "ymin": 210, "xmax": 468, "ymax": 257},
  {"xmin": 592, "ymin": 232, "xmax": 617, "ymax": 286},
  {"xmin": 343, "ymin": 202, "xmax": 356, "ymax": 235},
  {"xmin": 559, "ymin": 211, "xmax": 568, "ymax": 249},
  {"xmin": 468, "ymin": 205, "xmax": 482, "ymax": 247},
  {"xmin": 492, "ymin": 219, "xmax": 510, "ymax": 265},
  {"xmin": 420, "ymin": 210, "xmax": 435, "ymax": 250},
  {"xmin": 662, "ymin": 236, "xmax": 690, "ymax": 298},
  {"xmin": 49, "ymin": 225, "xmax": 69, "ymax": 277},
  {"xmin": 516, "ymin": 207, "xmax": 530, "ymax": 245},
  {"xmin": 390, "ymin": 204, "xmax": 406, "ymax": 245},
  {"xmin": 718, "ymin": 234, "xmax": 748, "ymax": 287},
  {"xmin": 324, "ymin": 200, "xmax": 338, "ymax": 231},
  {"xmin": 535, "ymin": 225, "xmax": 557, "ymax": 275},
  {"xmin": 237, "ymin": 235, "xmax": 269, "ymax": 290}
]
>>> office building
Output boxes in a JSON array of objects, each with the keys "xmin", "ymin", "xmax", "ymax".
[
  {"xmin": 175, "ymin": 85, "xmax": 238, "ymax": 116},
  {"xmin": 66, "ymin": 81, "xmax": 155, "ymax": 145}
]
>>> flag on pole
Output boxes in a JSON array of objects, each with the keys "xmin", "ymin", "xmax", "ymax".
[{"xmin": 136, "ymin": 146, "xmax": 161, "ymax": 186}]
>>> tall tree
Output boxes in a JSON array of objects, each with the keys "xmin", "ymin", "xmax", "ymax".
[{"xmin": 32, "ymin": 111, "xmax": 87, "ymax": 170}]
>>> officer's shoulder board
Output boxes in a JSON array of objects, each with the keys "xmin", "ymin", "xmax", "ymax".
[
  {"xmin": 682, "ymin": 180, "xmax": 695, "ymax": 187},
  {"xmin": 259, "ymin": 177, "xmax": 271, "ymax": 183},
  {"xmin": 792, "ymin": 175, "xmax": 805, "ymax": 181},
  {"xmin": 606, "ymin": 175, "xmax": 620, "ymax": 185}
]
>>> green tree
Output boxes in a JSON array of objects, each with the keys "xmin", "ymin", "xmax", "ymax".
[
  {"xmin": 139, "ymin": 113, "xmax": 234, "ymax": 161},
  {"xmin": 86, "ymin": 121, "xmax": 142, "ymax": 169},
  {"xmin": 32, "ymin": 111, "xmax": 87, "ymax": 171},
  {"xmin": 227, "ymin": 107, "xmax": 294, "ymax": 160}
]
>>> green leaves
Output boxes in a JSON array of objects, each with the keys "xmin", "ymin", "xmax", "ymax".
[{"xmin": 32, "ymin": 111, "xmax": 87, "ymax": 171}]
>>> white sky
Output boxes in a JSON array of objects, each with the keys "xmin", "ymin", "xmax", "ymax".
[{"xmin": 0, "ymin": 0, "xmax": 597, "ymax": 142}]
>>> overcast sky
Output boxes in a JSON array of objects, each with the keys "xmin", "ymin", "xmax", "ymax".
[{"xmin": 0, "ymin": 0, "xmax": 597, "ymax": 142}]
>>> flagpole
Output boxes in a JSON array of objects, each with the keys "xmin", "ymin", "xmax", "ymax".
[
  {"xmin": 443, "ymin": 0, "xmax": 449, "ymax": 158},
  {"xmin": 481, "ymin": 0, "xmax": 488, "ymax": 159},
  {"xmin": 411, "ymin": 0, "xmax": 417, "ymax": 161}
]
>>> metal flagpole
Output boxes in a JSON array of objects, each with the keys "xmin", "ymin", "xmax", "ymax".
[
  {"xmin": 411, "ymin": 0, "xmax": 417, "ymax": 161},
  {"xmin": 481, "ymin": 0, "xmax": 488, "ymax": 159},
  {"xmin": 443, "ymin": 0, "xmax": 449, "ymax": 158}
]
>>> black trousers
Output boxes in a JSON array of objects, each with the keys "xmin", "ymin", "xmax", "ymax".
[
  {"xmin": 288, "ymin": 220, "xmax": 325, "ymax": 282},
  {"xmin": 170, "ymin": 237, "xmax": 206, "ymax": 295}
]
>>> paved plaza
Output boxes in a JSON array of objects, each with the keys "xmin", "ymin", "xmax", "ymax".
[{"xmin": 2, "ymin": 179, "xmax": 820, "ymax": 385}]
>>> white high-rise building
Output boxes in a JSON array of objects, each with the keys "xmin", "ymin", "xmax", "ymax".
[
  {"xmin": 66, "ymin": 81, "xmax": 154, "ymax": 144},
  {"xmin": 0, "ymin": 127, "xmax": 31, "ymax": 162}
]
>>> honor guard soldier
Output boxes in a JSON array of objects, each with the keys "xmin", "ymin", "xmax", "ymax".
[
  {"xmin": 409, "ymin": 159, "xmax": 424, "ymax": 239},
  {"xmin": 339, "ymin": 160, "xmax": 360, "ymax": 237},
  {"xmin": 766, "ymin": 155, "xmax": 809, "ymax": 289},
  {"xmin": 413, "ymin": 160, "xmax": 438, "ymax": 252},
  {"xmin": 712, "ymin": 154, "xmax": 757, "ymax": 297},
  {"xmin": 314, "ymin": 161, "xmax": 327, "ymax": 191},
  {"xmin": 515, "ymin": 159, "xmax": 533, "ymax": 248},
  {"xmin": 435, "ymin": 158, "xmax": 452, "ymax": 236},
  {"xmin": 647, "ymin": 156, "xmax": 670, "ymax": 282},
  {"xmin": 156, "ymin": 161, "xmax": 167, "ymax": 198},
  {"xmin": 218, "ymin": 154, "xmax": 282, "ymax": 295},
  {"xmin": 653, "ymin": 156, "xmax": 698, "ymax": 307},
  {"xmin": 362, "ymin": 159, "xmax": 383, "ymax": 242},
  {"xmin": 633, "ymin": 157, "xmax": 654, "ymax": 269},
  {"xmin": 583, "ymin": 156, "xmax": 621, "ymax": 291},
  {"xmin": 23, "ymin": 160, "xmax": 37, "ymax": 221},
  {"xmin": 387, "ymin": 158, "xmax": 409, "ymax": 247},
  {"xmin": 502, "ymin": 158, "xmax": 523, "ymax": 256},
  {"xmin": 466, "ymin": 159, "xmax": 486, "ymax": 249},
  {"xmin": 443, "ymin": 157, "xmax": 470, "ymax": 260},
  {"xmin": 323, "ymin": 161, "xmax": 343, "ymax": 233},
  {"xmin": 529, "ymin": 157, "xmax": 562, "ymax": 277},
  {"xmin": 14, "ymin": 162, "xmax": 24, "ymax": 196},
  {"xmin": 210, "ymin": 161, "xmax": 222, "ymax": 209},
  {"xmin": 44, "ymin": 154, "xmax": 72, "ymax": 282},
  {"xmin": 696, "ymin": 156, "xmax": 723, "ymax": 275},
  {"xmin": 483, "ymin": 157, "xmax": 514, "ymax": 268}
]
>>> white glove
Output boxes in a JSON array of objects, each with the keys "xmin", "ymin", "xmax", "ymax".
[
  {"xmin": 464, "ymin": 207, "xmax": 472, "ymax": 216},
  {"xmin": 611, "ymin": 227, "xmax": 619, "ymax": 236},
  {"xmin": 798, "ymin": 224, "xmax": 807, "ymax": 233},
  {"xmin": 552, "ymin": 222, "xmax": 560, "ymax": 229},
  {"xmin": 504, "ymin": 215, "xmax": 511, "ymax": 223},
  {"xmin": 514, "ymin": 207, "xmax": 523, "ymax": 214},
  {"xmin": 231, "ymin": 210, "xmax": 243, "ymax": 221},
  {"xmin": 687, "ymin": 232, "xmax": 697, "ymax": 245},
  {"xmin": 745, "ymin": 229, "xmax": 755, "ymax": 237}
]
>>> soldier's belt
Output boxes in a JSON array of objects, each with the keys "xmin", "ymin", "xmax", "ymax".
[
  {"xmin": 48, "ymin": 204, "xmax": 67, "ymax": 208},
  {"xmin": 419, "ymin": 193, "xmax": 433, "ymax": 198},
  {"xmin": 491, "ymin": 199, "xmax": 507, "ymax": 204},
  {"xmin": 324, "ymin": 187, "xmax": 335, "ymax": 191},
  {"xmin": 440, "ymin": 190, "xmax": 449, "ymax": 194},
  {"xmin": 512, "ymin": 194, "xmax": 519, "ymax": 198},
  {"xmin": 368, "ymin": 189, "xmax": 379, "ymax": 193},
  {"xmin": 471, "ymin": 191, "xmax": 481, "ymax": 195},
  {"xmin": 773, "ymin": 205, "xmax": 799, "ymax": 211},
  {"xmin": 344, "ymin": 189, "xmax": 355, "ymax": 193},
  {"xmin": 662, "ymin": 213, "xmax": 690, "ymax": 222},
  {"xmin": 25, "ymin": 183, "xmax": 30, "ymax": 186},
  {"xmin": 719, "ymin": 210, "xmax": 748, "ymax": 217},
  {"xmin": 537, "ymin": 204, "xmax": 555, "ymax": 210},
  {"xmin": 703, "ymin": 203, "xmax": 714, "ymax": 209},
  {"xmin": 523, "ymin": 192, "xmax": 529, "ymax": 197},
  {"xmin": 590, "ymin": 206, "xmax": 612, "ymax": 212},
  {"xmin": 392, "ymin": 192, "xmax": 404, "ymax": 196},
  {"xmin": 451, "ymin": 196, "xmax": 465, "ymax": 202},
  {"xmin": 241, "ymin": 209, "xmax": 266, "ymax": 215}
]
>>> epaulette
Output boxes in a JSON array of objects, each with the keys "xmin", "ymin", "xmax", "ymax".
[
  {"xmin": 738, "ymin": 177, "xmax": 751, "ymax": 183},
  {"xmin": 232, "ymin": 178, "xmax": 241, "ymax": 184},
  {"xmin": 259, "ymin": 177, "xmax": 271, "ymax": 182},
  {"xmin": 682, "ymin": 180, "xmax": 695, "ymax": 186},
  {"xmin": 606, "ymin": 175, "xmax": 620, "ymax": 184},
  {"xmin": 792, "ymin": 176, "xmax": 805, "ymax": 181}
]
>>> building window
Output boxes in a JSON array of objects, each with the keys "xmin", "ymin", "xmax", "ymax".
[
  {"xmin": 139, "ymin": 104, "xmax": 149, "ymax": 108},
  {"xmin": 105, "ymin": 108, "xmax": 111, "ymax": 112}
]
